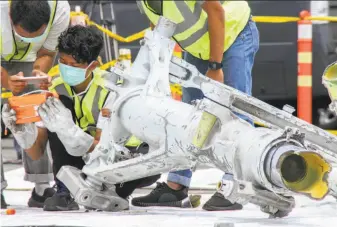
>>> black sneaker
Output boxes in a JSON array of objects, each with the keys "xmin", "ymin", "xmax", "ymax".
[
  {"xmin": 202, "ymin": 192, "xmax": 243, "ymax": 211},
  {"xmin": 43, "ymin": 180, "xmax": 79, "ymax": 211},
  {"xmin": 27, "ymin": 187, "xmax": 55, "ymax": 208},
  {"xmin": 1, "ymin": 193, "xmax": 7, "ymax": 209},
  {"xmin": 131, "ymin": 182, "xmax": 191, "ymax": 208}
]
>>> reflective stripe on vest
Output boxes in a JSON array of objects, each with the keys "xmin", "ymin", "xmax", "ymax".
[
  {"xmin": 48, "ymin": 68, "xmax": 109, "ymax": 137},
  {"xmin": 141, "ymin": 0, "xmax": 251, "ymax": 60},
  {"xmin": 0, "ymin": 0, "xmax": 57, "ymax": 62}
]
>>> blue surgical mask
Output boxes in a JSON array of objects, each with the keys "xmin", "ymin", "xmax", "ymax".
[
  {"xmin": 59, "ymin": 61, "xmax": 93, "ymax": 86},
  {"xmin": 14, "ymin": 31, "xmax": 46, "ymax": 43}
]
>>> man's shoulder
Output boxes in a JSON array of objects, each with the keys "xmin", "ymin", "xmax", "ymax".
[
  {"xmin": 0, "ymin": 1, "xmax": 9, "ymax": 15},
  {"xmin": 55, "ymin": 0, "xmax": 70, "ymax": 14},
  {"xmin": 0, "ymin": 1, "xmax": 8, "ymax": 7},
  {"xmin": 53, "ymin": 0, "xmax": 70, "ymax": 23}
]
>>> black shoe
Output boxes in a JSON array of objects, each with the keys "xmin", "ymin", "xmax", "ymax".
[
  {"xmin": 27, "ymin": 187, "xmax": 55, "ymax": 208},
  {"xmin": 202, "ymin": 192, "xmax": 243, "ymax": 211},
  {"xmin": 43, "ymin": 180, "xmax": 79, "ymax": 211},
  {"xmin": 131, "ymin": 182, "xmax": 190, "ymax": 208},
  {"xmin": 1, "ymin": 193, "xmax": 8, "ymax": 209}
]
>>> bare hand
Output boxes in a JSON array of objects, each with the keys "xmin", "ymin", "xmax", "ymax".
[
  {"xmin": 206, "ymin": 69, "xmax": 224, "ymax": 83},
  {"xmin": 32, "ymin": 69, "xmax": 52, "ymax": 90},
  {"xmin": 8, "ymin": 72, "xmax": 27, "ymax": 95}
]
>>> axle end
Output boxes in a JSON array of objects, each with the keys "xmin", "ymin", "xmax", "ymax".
[{"xmin": 280, "ymin": 152, "xmax": 331, "ymax": 200}]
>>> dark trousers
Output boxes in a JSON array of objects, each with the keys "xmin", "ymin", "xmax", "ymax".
[{"xmin": 48, "ymin": 95, "xmax": 160, "ymax": 198}]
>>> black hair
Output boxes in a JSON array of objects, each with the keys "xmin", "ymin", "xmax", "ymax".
[
  {"xmin": 57, "ymin": 25, "xmax": 104, "ymax": 64},
  {"xmin": 10, "ymin": 0, "xmax": 50, "ymax": 33}
]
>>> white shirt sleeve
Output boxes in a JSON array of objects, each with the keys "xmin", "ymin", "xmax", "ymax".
[
  {"xmin": 43, "ymin": 1, "xmax": 71, "ymax": 51},
  {"xmin": 96, "ymin": 92, "xmax": 117, "ymax": 130}
]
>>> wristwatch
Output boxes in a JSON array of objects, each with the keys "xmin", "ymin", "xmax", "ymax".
[{"xmin": 208, "ymin": 61, "xmax": 223, "ymax": 71}]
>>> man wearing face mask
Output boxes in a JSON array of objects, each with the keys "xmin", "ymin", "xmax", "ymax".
[
  {"xmin": 0, "ymin": 0, "xmax": 70, "ymax": 209},
  {"xmin": 2, "ymin": 25, "xmax": 160, "ymax": 211}
]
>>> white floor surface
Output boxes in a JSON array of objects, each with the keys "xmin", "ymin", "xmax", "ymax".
[{"xmin": 1, "ymin": 167, "xmax": 337, "ymax": 227}]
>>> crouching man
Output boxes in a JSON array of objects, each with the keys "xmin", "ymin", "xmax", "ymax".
[{"xmin": 2, "ymin": 25, "xmax": 159, "ymax": 211}]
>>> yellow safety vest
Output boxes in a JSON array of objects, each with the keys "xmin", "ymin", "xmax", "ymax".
[
  {"xmin": 140, "ymin": 0, "xmax": 251, "ymax": 60},
  {"xmin": 0, "ymin": 0, "xmax": 57, "ymax": 62},
  {"xmin": 49, "ymin": 67, "xmax": 143, "ymax": 147},
  {"xmin": 49, "ymin": 68, "xmax": 110, "ymax": 137}
]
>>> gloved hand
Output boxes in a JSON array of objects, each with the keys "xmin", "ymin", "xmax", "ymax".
[
  {"xmin": 37, "ymin": 97, "xmax": 75, "ymax": 133},
  {"xmin": 1, "ymin": 104, "xmax": 38, "ymax": 149},
  {"xmin": 37, "ymin": 97, "xmax": 94, "ymax": 156}
]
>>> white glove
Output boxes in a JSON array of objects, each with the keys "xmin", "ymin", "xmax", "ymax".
[
  {"xmin": 37, "ymin": 97, "xmax": 94, "ymax": 156},
  {"xmin": 37, "ymin": 97, "xmax": 75, "ymax": 133},
  {"xmin": 1, "ymin": 104, "xmax": 38, "ymax": 149}
]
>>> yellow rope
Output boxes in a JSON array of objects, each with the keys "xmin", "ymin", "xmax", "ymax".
[
  {"xmin": 70, "ymin": 11, "xmax": 337, "ymax": 43},
  {"xmin": 252, "ymin": 16, "xmax": 300, "ymax": 23}
]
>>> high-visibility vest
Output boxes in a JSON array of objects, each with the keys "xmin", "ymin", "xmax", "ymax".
[
  {"xmin": 140, "ymin": 0, "xmax": 251, "ymax": 60},
  {"xmin": 49, "ymin": 67, "xmax": 143, "ymax": 147},
  {"xmin": 0, "ymin": 0, "xmax": 57, "ymax": 62},
  {"xmin": 49, "ymin": 68, "xmax": 110, "ymax": 137}
]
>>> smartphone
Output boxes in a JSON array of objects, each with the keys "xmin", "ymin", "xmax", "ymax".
[{"xmin": 15, "ymin": 76, "xmax": 49, "ymax": 85}]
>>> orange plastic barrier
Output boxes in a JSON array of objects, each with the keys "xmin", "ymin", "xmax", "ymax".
[{"xmin": 297, "ymin": 10, "xmax": 313, "ymax": 123}]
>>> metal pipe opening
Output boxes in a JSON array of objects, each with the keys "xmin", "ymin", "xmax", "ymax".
[
  {"xmin": 280, "ymin": 154, "xmax": 307, "ymax": 183},
  {"xmin": 279, "ymin": 152, "xmax": 331, "ymax": 200}
]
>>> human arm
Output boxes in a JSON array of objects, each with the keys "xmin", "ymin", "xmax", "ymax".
[
  {"xmin": 86, "ymin": 92, "xmax": 116, "ymax": 152},
  {"xmin": 33, "ymin": 48, "xmax": 57, "ymax": 74},
  {"xmin": 200, "ymin": 0, "xmax": 224, "ymax": 83},
  {"xmin": 1, "ymin": 104, "xmax": 48, "ymax": 160},
  {"xmin": 42, "ymin": 1, "xmax": 70, "ymax": 54},
  {"xmin": 1, "ymin": 66, "xmax": 9, "ymax": 89},
  {"xmin": 2, "ymin": 66, "xmax": 29, "ymax": 94},
  {"xmin": 87, "ymin": 108, "xmax": 111, "ymax": 152},
  {"xmin": 32, "ymin": 48, "xmax": 57, "ymax": 90},
  {"xmin": 37, "ymin": 97, "xmax": 94, "ymax": 157},
  {"xmin": 33, "ymin": 1, "xmax": 70, "ymax": 88}
]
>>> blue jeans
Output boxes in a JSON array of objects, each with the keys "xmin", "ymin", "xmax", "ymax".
[{"xmin": 167, "ymin": 18, "xmax": 260, "ymax": 187}]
